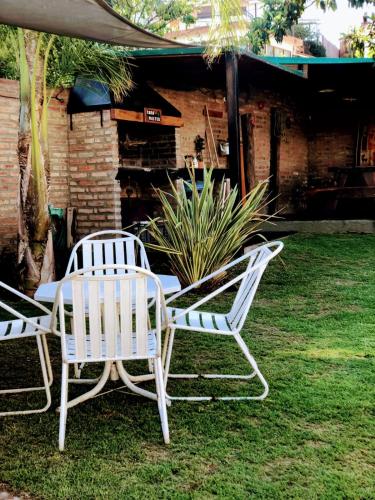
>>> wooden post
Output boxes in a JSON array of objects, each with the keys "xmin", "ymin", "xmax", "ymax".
[
  {"xmin": 241, "ymin": 113, "xmax": 255, "ymax": 193},
  {"xmin": 269, "ymin": 107, "xmax": 281, "ymax": 213},
  {"xmin": 225, "ymin": 52, "xmax": 241, "ymax": 189}
]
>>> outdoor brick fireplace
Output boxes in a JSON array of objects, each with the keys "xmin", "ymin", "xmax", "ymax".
[
  {"xmin": 118, "ymin": 122, "xmax": 177, "ymax": 170},
  {"xmin": 117, "ymin": 121, "xmax": 178, "ymax": 226}
]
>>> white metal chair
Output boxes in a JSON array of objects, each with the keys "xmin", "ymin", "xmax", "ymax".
[
  {"xmin": 66, "ymin": 230, "xmax": 151, "ymax": 380},
  {"xmin": 52, "ymin": 264, "xmax": 170, "ymax": 451},
  {"xmin": 0, "ymin": 282, "xmax": 53, "ymax": 415},
  {"xmin": 65, "ymin": 230, "xmax": 150, "ymax": 276},
  {"xmin": 163, "ymin": 241, "xmax": 283, "ymax": 401}
]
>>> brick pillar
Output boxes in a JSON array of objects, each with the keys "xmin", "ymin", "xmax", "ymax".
[
  {"xmin": 48, "ymin": 89, "xmax": 70, "ymax": 209},
  {"xmin": 0, "ymin": 79, "xmax": 20, "ymax": 253},
  {"xmin": 68, "ymin": 110, "xmax": 121, "ymax": 238}
]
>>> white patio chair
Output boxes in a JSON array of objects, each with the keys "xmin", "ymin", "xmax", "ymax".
[
  {"xmin": 65, "ymin": 229, "xmax": 150, "ymax": 275},
  {"xmin": 65, "ymin": 230, "xmax": 151, "ymax": 379},
  {"xmin": 51, "ymin": 264, "xmax": 169, "ymax": 451},
  {"xmin": 163, "ymin": 241, "xmax": 283, "ymax": 401},
  {"xmin": 0, "ymin": 282, "xmax": 53, "ymax": 416}
]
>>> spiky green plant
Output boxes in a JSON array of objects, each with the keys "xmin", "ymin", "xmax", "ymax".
[{"xmin": 145, "ymin": 168, "xmax": 270, "ymax": 287}]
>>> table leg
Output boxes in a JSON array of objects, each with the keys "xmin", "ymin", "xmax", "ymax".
[{"xmin": 110, "ymin": 363, "xmax": 120, "ymax": 381}]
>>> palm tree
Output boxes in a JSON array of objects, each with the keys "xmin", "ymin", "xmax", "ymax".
[
  {"xmin": 1, "ymin": 27, "xmax": 132, "ymax": 292},
  {"xmin": 206, "ymin": 0, "xmax": 248, "ymax": 61}
]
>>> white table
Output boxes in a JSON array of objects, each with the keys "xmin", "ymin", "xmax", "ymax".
[{"xmin": 35, "ymin": 274, "xmax": 181, "ymax": 304}]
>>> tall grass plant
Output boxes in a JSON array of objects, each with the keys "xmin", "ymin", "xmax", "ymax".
[{"xmin": 145, "ymin": 168, "xmax": 270, "ymax": 287}]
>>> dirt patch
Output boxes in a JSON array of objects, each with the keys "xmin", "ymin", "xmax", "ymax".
[
  {"xmin": 143, "ymin": 443, "xmax": 172, "ymax": 463},
  {"xmin": 297, "ymin": 421, "xmax": 343, "ymax": 436},
  {"xmin": 304, "ymin": 347, "xmax": 367, "ymax": 360},
  {"xmin": 341, "ymin": 449, "xmax": 375, "ymax": 471},
  {"xmin": 180, "ymin": 462, "xmax": 219, "ymax": 492},
  {"xmin": 335, "ymin": 279, "xmax": 359, "ymax": 287},
  {"xmin": 0, "ymin": 485, "xmax": 34, "ymax": 500},
  {"xmin": 261, "ymin": 457, "xmax": 297, "ymax": 479},
  {"xmin": 304, "ymin": 439, "xmax": 327, "ymax": 449}
]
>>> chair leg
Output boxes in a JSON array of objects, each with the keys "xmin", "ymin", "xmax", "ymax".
[
  {"xmin": 59, "ymin": 363, "xmax": 69, "ymax": 451},
  {"xmin": 161, "ymin": 327, "xmax": 171, "ymax": 367},
  {"xmin": 163, "ymin": 327, "xmax": 175, "ymax": 389},
  {"xmin": 164, "ymin": 328, "xmax": 268, "ymax": 401},
  {"xmin": 233, "ymin": 333, "xmax": 269, "ymax": 400},
  {"xmin": 41, "ymin": 334, "xmax": 53, "ymax": 387},
  {"xmin": 36, "ymin": 334, "xmax": 52, "ymax": 410},
  {"xmin": 154, "ymin": 357, "xmax": 170, "ymax": 444},
  {"xmin": 148, "ymin": 359, "xmax": 154, "ymax": 374},
  {"xmin": 0, "ymin": 335, "xmax": 52, "ymax": 416},
  {"xmin": 59, "ymin": 361, "xmax": 112, "ymax": 411}
]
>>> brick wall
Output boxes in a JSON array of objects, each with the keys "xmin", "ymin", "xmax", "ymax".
[
  {"xmin": 240, "ymin": 88, "xmax": 308, "ymax": 213},
  {"xmin": 68, "ymin": 110, "xmax": 121, "ymax": 238},
  {"xmin": 0, "ymin": 79, "xmax": 19, "ymax": 253},
  {"xmin": 155, "ymin": 85, "xmax": 308, "ymax": 213},
  {"xmin": 0, "ymin": 76, "xmax": 370, "ymax": 256},
  {"xmin": 155, "ymin": 86, "xmax": 228, "ymax": 169},
  {"xmin": 0, "ymin": 79, "xmax": 122, "ymax": 249},
  {"xmin": 308, "ymin": 110, "xmax": 357, "ymax": 178}
]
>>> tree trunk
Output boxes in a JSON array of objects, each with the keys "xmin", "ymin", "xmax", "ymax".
[{"xmin": 17, "ymin": 30, "xmax": 54, "ymax": 295}]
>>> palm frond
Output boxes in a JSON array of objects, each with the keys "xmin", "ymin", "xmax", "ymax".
[
  {"xmin": 205, "ymin": 0, "xmax": 248, "ymax": 63},
  {"xmin": 47, "ymin": 37, "xmax": 133, "ymax": 100}
]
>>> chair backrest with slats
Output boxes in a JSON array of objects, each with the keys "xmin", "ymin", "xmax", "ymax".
[
  {"xmin": 56, "ymin": 265, "xmax": 166, "ymax": 363},
  {"xmin": 228, "ymin": 242, "xmax": 282, "ymax": 332},
  {"xmin": 65, "ymin": 230, "xmax": 150, "ymax": 276}
]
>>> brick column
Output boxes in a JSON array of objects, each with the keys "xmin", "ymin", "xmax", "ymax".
[
  {"xmin": 68, "ymin": 110, "xmax": 121, "ymax": 238},
  {"xmin": 0, "ymin": 79, "xmax": 19, "ymax": 253},
  {"xmin": 48, "ymin": 89, "xmax": 70, "ymax": 208}
]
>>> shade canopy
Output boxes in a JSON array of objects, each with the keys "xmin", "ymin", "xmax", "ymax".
[{"xmin": 0, "ymin": 0, "xmax": 188, "ymax": 48}]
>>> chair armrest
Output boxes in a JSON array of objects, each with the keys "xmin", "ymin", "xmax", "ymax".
[
  {"xmin": 166, "ymin": 241, "xmax": 283, "ymax": 307},
  {"xmin": 168, "ymin": 269, "xmax": 248, "ymax": 323},
  {"xmin": 165, "ymin": 252, "xmax": 254, "ymax": 305},
  {"xmin": 167, "ymin": 241, "xmax": 284, "ymax": 323},
  {"xmin": 0, "ymin": 299, "xmax": 51, "ymax": 334},
  {"xmin": 0, "ymin": 281, "xmax": 52, "ymax": 315}
]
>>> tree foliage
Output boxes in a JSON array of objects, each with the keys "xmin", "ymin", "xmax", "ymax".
[
  {"xmin": 0, "ymin": 30, "xmax": 132, "ymax": 100},
  {"xmin": 341, "ymin": 14, "xmax": 375, "ymax": 58},
  {"xmin": 46, "ymin": 37, "xmax": 132, "ymax": 101},
  {"xmin": 290, "ymin": 24, "xmax": 326, "ymax": 57},
  {"xmin": 110, "ymin": 0, "xmax": 196, "ymax": 35},
  {"xmin": 0, "ymin": 25, "xmax": 19, "ymax": 79},
  {"xmin": 247, "ymin": 0, "xmax": 374, "ymax": 54}
]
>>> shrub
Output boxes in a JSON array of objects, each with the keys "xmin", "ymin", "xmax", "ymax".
[{"xmin": 145, "ymin": 168, "xmax": 270, "ymax": 287}]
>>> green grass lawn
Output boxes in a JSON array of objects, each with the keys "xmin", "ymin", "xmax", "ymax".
[{"xmin": 0, "ymin": 234, "xmax": 374, "ymax": 499}]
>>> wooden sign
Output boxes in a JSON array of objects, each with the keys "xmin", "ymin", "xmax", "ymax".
[
  {"xmin": 111, "ymin": 109, "xmax": 183, "ymax": 127},
  {"xmin": 144, "ymin": 107, "xmax": 162, "ymax": 124}
]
